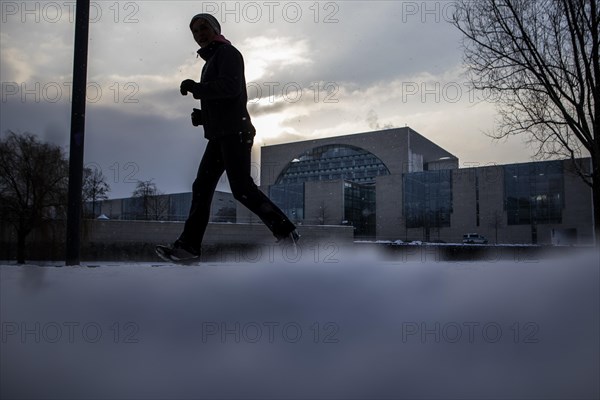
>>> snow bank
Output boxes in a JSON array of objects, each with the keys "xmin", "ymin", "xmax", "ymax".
[{"xmin": 1, "ymin": 247, "xmax": 598, "ymax": 399}]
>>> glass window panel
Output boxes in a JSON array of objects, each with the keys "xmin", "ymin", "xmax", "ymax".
[
  {"xmin": 403, "ymin": 170, "xmax": 453, "ymax": 229},
  {"xmin": 504, "ymin": 161, "xmax": 563, "ymax": 225}
]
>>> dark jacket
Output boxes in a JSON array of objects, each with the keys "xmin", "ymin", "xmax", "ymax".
[{"xmin": 190, "ymin": 41, "xmax": 256, "ymax": 141}]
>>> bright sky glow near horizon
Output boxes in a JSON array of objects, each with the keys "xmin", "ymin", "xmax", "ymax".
[{"xmin": 1, "ymin": 1, "xmax": 542, "ymax": 198}]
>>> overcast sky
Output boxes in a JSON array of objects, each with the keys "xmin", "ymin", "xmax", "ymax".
[{"xmin": 1, "ymin": 0, "xmax": 538, "ymax": 198}]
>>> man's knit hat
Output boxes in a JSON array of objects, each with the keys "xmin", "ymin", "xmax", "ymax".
[{"xmin": 189, "ymin": 13, "xmax": 221, "ymax": 34}]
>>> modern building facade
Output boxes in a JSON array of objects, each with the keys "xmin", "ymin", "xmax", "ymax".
[
  {"xmin": 238, "ymin": 127, "xmax": 593, "ymax": 245},
  {"xmin": 90, "ymin": 127, "xmax": 593, "ymax": 245}
]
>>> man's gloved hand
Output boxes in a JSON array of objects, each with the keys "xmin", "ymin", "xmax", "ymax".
[
  {"xmin": 180, "ymin": 79, "xmax": 197, "ymax": 96},
  {"xmin": 191, "ymin": 108, "xmax": 203, "ymax": 127}
]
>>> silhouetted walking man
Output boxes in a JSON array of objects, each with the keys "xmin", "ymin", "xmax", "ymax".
[{"xmin": 156, "ymin": 13, "xmax": 298, "ymax": 262}]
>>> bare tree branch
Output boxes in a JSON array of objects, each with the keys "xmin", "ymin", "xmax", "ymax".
[{"xmin": 453, "ymin": 0, "xmax": 600, "ymax": 243}]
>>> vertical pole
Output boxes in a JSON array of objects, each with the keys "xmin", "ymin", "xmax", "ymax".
[
  {"xmin": 591, "ymin": 157, "xmax": 597, "ymax": 246},
  {"xmin": 66, "ymin": 0, "xmax": 90, "ymax": 266}
]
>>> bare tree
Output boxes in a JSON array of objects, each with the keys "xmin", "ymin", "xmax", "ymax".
[
  {"xmin": 0, "ymin": 131, "xmax": 69, "ymax": 263},
  {"xmin": 132, "ymin": 180, "xmax": 168, "ymax": 220},
  {"xmin": 452, "ymin": 0, "xmax": 600, "ymax": 244},
  {"xmin": 82, "ymin": 167, "xmax": 110, "ymax": 218}
]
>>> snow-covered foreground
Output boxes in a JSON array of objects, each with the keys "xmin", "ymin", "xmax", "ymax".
[{"xmin": 1, "ymin": 247, "xmax": 599, "ymax": 399}]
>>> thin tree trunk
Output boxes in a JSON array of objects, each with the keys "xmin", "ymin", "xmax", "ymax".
[{"xmin": 16, "ymin": 231, "xmax": 27, "ymax": 264}]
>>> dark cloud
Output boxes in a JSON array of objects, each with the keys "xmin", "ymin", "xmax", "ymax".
[
  {"xmin": 1, "ymin": 1, "xmax": 526, "ymax": 197},
  {"xmin": 0, "ymin": 97, "xmax": 215, "ymax": 198}
]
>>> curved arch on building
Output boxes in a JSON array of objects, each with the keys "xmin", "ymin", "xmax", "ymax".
[{"xmin": 274, "ymin": 143, "xmax": 391, "ymax": 185}]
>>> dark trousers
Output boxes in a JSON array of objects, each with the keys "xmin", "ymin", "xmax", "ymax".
[{"xmin": 180, "ymin": 135, "xmax": 295, "ymax": 249}]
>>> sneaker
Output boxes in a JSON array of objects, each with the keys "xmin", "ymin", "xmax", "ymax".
[
  {"xmin": 172, "ymin": 239, "xmax": 201, "ymax": 259},
  {"xmin": 156, "ymin": 240, "xmax": 200, "ymax": 263},
  {"xmin": 276, "ymin": 230, "xmax": 300, "ymax": 257},
  {"xmin": 276, "ymin": 230, "xmax": 300, "ymax": 245}
]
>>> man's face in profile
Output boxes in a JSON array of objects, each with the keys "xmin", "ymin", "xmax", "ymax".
[{"xmin": 192, "ymin": 19, "xmax": 216, "ymax": 48}]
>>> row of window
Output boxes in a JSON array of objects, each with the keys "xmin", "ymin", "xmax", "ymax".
[
  {"xmin": 296, "ymin": 144, "xmax": 370, "ymax": 161},
  {"xmin": 286, "ymin": 162, "xmax": 386, "ymax": 173},
  {"xmin": 283, "ymin": 164, "xmax": 387, "ymax": 177},
  {"xmin": 276, "ymin": 144, "xmax": 391, "ymax": 185},
  {"xmin": 281, "ymin": 170, "xmax": 387, "ymax": 185},
  {"xmin": 272, "ymin": 160, "xmax": 566, "ymax": 229}
]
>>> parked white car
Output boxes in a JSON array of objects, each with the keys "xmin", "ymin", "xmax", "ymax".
[{"xmin": 462, "ymin": 233, "xmax": 488, "ymax": 244}]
